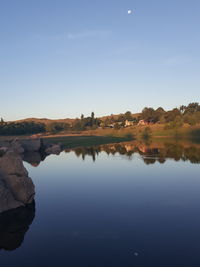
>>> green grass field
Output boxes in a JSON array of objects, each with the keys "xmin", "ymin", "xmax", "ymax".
[{"xmin": 42, "ymin": 135, "xmax": 134, "ymax": 149}]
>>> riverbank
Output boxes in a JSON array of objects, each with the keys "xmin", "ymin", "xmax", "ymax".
[
  {"xmin": 39, "ymin": 123, "xmax": 200, "ymax": 139},
  {"xmin": 0, "ymin": 123, "xmax": 199, "ymax": 146}
]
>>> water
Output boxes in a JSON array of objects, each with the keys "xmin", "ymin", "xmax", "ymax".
[{"xmin": 1, "ymin": 140, "xmax": 200, "ymax": 266}]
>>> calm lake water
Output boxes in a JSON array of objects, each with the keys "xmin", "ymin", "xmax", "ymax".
[{"xmin": 1, "ymin": 140, "xmax": 200, "ymax": 266}]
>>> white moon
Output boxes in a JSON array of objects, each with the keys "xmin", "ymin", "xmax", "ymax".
[{"xmin": 128, "ymin": 9, "xmax": 132, "ymax": 15}]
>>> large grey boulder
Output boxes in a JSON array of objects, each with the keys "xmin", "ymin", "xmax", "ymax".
[
  {"xmin": 0, "ymin": 179, "xmax": 22, "ymax": 213},
  {"xmin": 0, "ymin": 140, "xmax": 24, "ymax": 154},
  {"xmin": 10, "ymin": 140, "xmax": 24, "ymax": 154},
  {"xmin": 0, "ymin": 149, "xmax": 35, "ymax": 213},
  {"xmin": 0, "ymin": 141, "xmax": 10, "ymax": 148},
  {"xmin": 19, "ymin": 138, "xmax": 41, "ymax": 152}
]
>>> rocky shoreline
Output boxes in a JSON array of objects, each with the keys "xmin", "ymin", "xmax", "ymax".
[
  {"xmin": 0, "ymin": 146, "xmax": 35, "ymax": 213},
  {"xmin": 0, "ymin": 139, "xmax": 51, "ymax": 251},
  {"xmin": 0, "ymin": 138, "xmax": 62, "ymax": 213}
]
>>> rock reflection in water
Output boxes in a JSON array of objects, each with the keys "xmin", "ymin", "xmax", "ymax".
[
  {"xmin": 0, "ymin": 202, "xmax": 35, "ymax": 251},
  {"xmin": 22, "ymin": 151, "xmax": 46, "ymax": 167}
]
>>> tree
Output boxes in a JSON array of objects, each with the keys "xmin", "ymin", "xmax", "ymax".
[
  {"xmin": 45, "ymin": 122, "xmax": 69, "ymax": 133},
  {"xmin": 0, "ymin": 118, "xmax": 4, "ymax": 125},
  {"xmin": 156, "ymin": 107, "xmax": 165, "ymax": 113},
  {"xmin": 155, "ymin": 107, "xmax": 165, "ymax": 117},
  {"xmin": 164, "ymin": 108, "xmax": 181, "ymax": 122},
  {"xmin": 0, "ymin": 121, "xmax": 45, "ymax": 135},
  {"xmin": 183, "ymin": 113, "xmax": 200, "ymax": 126},
  {"xmin": 114, "ymin": 123, "xmax": 121, "ymax": 130},
  {"xmin": 164, "ymin": 116, "xmax": 183, "ymax": 129},
  {"xmin": 125, "ymin": 111, "xmax": 132, "ymax": 120},
  {"xmin": 117, "ymin": 114, "xmax": 124, "ymax": 122},
  {"xmin": 180, "ymin": 105, "xmax": 186, "ymax": 114},
  {"xmin": 155, "ymin": 107, "xmax": 166, "ymax": 123},
  {"xmin": 141, "ymin": 107, "xmax": 159, "ymax": 122},
  {"xmin": 184, "ymin": 102, "xmax": 200, "ymax": 114}
]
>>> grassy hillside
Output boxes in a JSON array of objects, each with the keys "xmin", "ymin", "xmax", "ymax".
[
  {"xmin": 9, "ymin": 112, "xmax": 140, "ymax": 124},
  {"xmin": 11, "ymin": 117, "xmax": 75, "ymax": 125}
]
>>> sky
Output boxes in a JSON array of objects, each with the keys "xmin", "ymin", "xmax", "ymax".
[{"xmin": 0, "ymin": 0, "xmax": 200, "ymax": 120}]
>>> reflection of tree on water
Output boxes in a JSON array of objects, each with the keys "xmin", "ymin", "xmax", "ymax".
[
  {"xmin": 20, "ymin": 139, "xmax": 200, "ymax": 165},
  {"xmin": 72, "ymin": 147, "xmax": 99, "ymax": 162},
  {"xmin": 64, "ymin": 142, "xmax": 200, "ymax": 165},
  {"xmin": 0, "ymin": 202, "xmax": 35, "ymax": 251}
]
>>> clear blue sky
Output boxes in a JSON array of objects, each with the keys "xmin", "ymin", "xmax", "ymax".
[{"xmin": 1, "ymin": 0, "xmax": 200, "ymax": 120}]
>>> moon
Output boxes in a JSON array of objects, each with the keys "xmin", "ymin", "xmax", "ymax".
[{"xmin": 128, "ymin": 9, "xmax": 133, "ymax": 15}]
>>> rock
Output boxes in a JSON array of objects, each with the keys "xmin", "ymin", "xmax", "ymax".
[
  {"xmin": 0, "ymin": 150, "xmax": 28, "ymax": 177},
  {"xmin": 19, "ymin": 138, "xmax": 41, "ymax": 152},
  {"xmin": 0, "ymin": 179, "xmax": 22, "ymax": 213},
  {"xmin": 0, "ymin": 141, "xmax": 24, "ymax": 155},
  {"xmin": 0, "ymin": 147, "xmax": 9, "ymax": 156},
  {"xmin": 10, "ymin": 140, "xmax": 24, "ymax": 154},
  {"xmin": 0, "ymin": 146, "xmax": 35, "ymax": 251},
  {"xmin": 0, "ymin": 141, "xmax": 10, "ymax": 148},
  {"xmin": 45, "ymin": 144, "xmax": 62, "ymax": 155},
  {"xmin": 0, "ymin": 140, "xmax": 24, "ymax": 154},
  {"xmin": 0, "ymin": 149, "xmax": 35, "ymax": 213}
]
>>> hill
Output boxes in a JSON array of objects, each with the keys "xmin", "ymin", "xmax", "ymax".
[{"xmin": 9, "ymin": 113, "xmax": 141, "ymax": 124}]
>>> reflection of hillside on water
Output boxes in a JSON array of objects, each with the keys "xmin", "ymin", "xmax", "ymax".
[
  {"xmin": 21, "ymin": 139, "xmax": 200, "ymax": 166},
  {"xmin": 64, "ymin": 141, "xmax": 200, "ymax": 164}
]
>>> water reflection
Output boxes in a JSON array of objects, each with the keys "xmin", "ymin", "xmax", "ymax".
[
  {"xmin": 22, "ymin": 140, "xmax": 200, "ymax": 166},
  {"xmin": 23, "ymin": 152, "xmax": 46, "ymax": 167},
  {"xmin": 66, "ymin": 140, "xmax": 200, "ymax": 164},
  {"xmin": 1, "ymin": 139, "xmax": 200, "ymax": 266},
  {"xmin": 0, "ymin": 202, "xmax": 35, "ymax": 251}
]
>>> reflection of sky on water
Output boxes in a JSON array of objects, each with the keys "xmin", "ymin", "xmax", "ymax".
[{"xmin": 1, "ymin": 148, "xmax": 200, "ymax": 266}]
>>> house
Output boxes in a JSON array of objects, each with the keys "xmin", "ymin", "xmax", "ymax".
[
  {"xmin": 138, "ymin": 119, "xmax": 157, "ymax": 126},
  {"xmin": 108, "ymin": 124, "xmax": 115, "ymax": 128},
  {"xmin": 124, "ymin": 120, "xmax": 134, "ymax": 127},
  {"xmin": 137, "ymin": 120, "xmax": 148, "ymax": 126}
]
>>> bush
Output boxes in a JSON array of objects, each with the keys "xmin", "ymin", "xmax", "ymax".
[
  {"xmin": 0, "ymin": 122, "xmax": 45, "ymax": 136},
  {"xmin": 164, "ymin": 116, "xmax": 183, "ymax": 129}
]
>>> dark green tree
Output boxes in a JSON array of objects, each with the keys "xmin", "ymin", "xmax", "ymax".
[
  {"xmin": 125, "ymin": 111, "xmax": 132, "ymax": 120},
  {"xmin": 0, "ymin": 118, "xmax": 4, "ymax": 124},
  {"xmin": 164, "ymin": 108, "xmax": 181, "ymax": 122}
]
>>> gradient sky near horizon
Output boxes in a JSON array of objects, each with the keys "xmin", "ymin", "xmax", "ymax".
[{"xmin": 0, "ymin": 0, "xmax": 200, "ymax": 120}]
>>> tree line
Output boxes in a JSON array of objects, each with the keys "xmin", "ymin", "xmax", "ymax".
[
  {"xmin": 140, "ymin": 102, "xmax": 200, "ymax": 129},
  {"xmin": 0, "ymin": 112, "xmax": 101, "ymax": 135},
  {"xmin": 0, "ymin": 121, "xmax": 45, "ymax": 135},
  {"xmin": 1, "ymin": 103, "xmax": 200, "ymax": 135}
]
